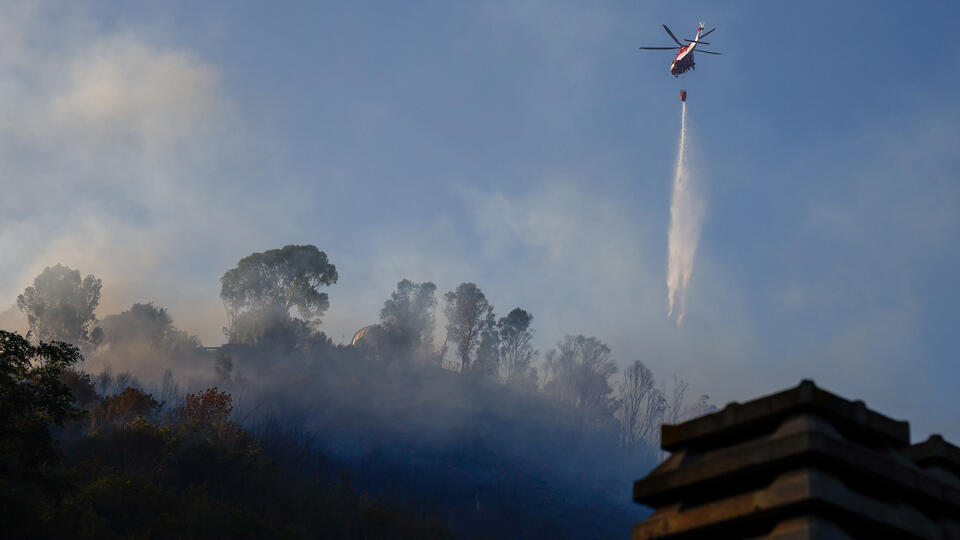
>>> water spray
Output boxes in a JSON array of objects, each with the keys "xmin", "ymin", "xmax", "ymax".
[{"xmin": 666, "ymin": 91, "xmax": 704, "ymax": 326}]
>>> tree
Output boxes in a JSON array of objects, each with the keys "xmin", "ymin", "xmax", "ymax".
[
  {"xmin": 378, "ymin": 280, "xmax": 437, "ymax": 363},
  {"xmin": 178, "ymin": 387, "xmax": 234, "ymax": 429},
  {"xmin": 665, "ymin": 374, "xmax": 689, "ymax": 425},
  {"xmin": 0, "ymin": 331, "xmax": 85, "ymax": 535},
  {"xmin": 220, "ymin": 245, "xmax": 337, "ymax": 345},
  {"xmin": 93, "ymin": 366, "xmax": 141, "ymax": 397},
  {"xmin": 59, "ymin": 369, "xmax": 99, "ymax": 408},
  {"xmin": 497, "ymin": 308, "xmax": 537, "ymax": 385},
  {"xmin": 543, "ymin": 335, "xmax": 618, "ymax": 426},
  {"xmin": 442, "ymin": 283, "xmax": 494, "ymax": 372},
  {"xmin": 471, "ymin": 320, "xmax": 500, "ymax": 378},
  {"xmin": 682, "ymin": 393, "xmax": 716, "ymax": 421},
  {"xmin": 618, "ymin": 361, "xmax": 665, "ymax": 454},
  {"xmin": 226, "ymin": 306, "xmax": 314, "ymax": 348},
  {"xmin": 17, "ymin": 264, "xmax": 102, "ymax": 345},
  {"xmin": 174, "ymin": 387, "xmax": 251, "ymax": 446},
  {"xmin": 91, "ymin": 387, "xmax": 161, "ymax": 430},
  {"xmin": 0, "ymin": 331, "xmax": 84, "ymax": 474},
  {"xmin": 98, "ymin": 302, "xmax": 201, "ymax": 354}
]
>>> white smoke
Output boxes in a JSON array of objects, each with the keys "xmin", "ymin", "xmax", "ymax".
[{"xmin": 666, "ymin": 102, "xmax": 705, "ymax": 326}]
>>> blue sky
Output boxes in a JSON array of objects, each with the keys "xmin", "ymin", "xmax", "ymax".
[{"xmin": 2, "ymin": 1, "xmax": 959, "ymax": 441}]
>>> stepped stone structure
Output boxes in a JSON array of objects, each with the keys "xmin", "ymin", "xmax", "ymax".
[{"xmin": 632, "ymin": 380, "xmax": 960, "ymax": 539}]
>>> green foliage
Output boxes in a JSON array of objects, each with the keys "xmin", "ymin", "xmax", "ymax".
[
  {"xmin": 16, "ymin": 264, "xmax": 102, "ymax": 344},
  {"xmin": 0, "ymin": 330, "xmax": 84, "ymax": 536},
  {"xmin": 0, "ymin": 331, "xmax": 83, "ymax": 473}
]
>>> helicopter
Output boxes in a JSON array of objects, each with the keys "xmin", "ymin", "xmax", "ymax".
[{"xmin": 638, "ymin": 22, "xmax": 721, "ymax": 77}]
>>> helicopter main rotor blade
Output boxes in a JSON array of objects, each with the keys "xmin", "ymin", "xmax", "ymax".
[
  {"xmin": 699, "ymin": 27, "xmax": 716, "ymax": 39},
  {"xmin": 662, "ymin": 24, "xmax": 683, "ymax": 46},
  {"xmin": 684, "ymin": 39, "xmax": 710, "ymax": 44},
  {"xmin": 696, "ymin": 50, "xmax": 722, "ymax": 55},
  {"xmin": 638, "ymin": 46, "xmax": 679, "ymax": 50}
]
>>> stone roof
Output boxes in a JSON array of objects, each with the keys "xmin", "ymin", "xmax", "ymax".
[{"xmin": 632, "ymin": 379, "xmax": 960, "ymax": 539}]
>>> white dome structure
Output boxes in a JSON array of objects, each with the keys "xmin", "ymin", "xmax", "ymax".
[{"xmin": 351, "ymin": 325, "xmax": 380, "ymax": 346}]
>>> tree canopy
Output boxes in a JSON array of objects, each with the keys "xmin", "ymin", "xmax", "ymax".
[
  {"xmin": 443, "ymin": 283, "xmax": 494, "ymax": 372},
  {"xmin": 16, "ymin": 264, "xmax": 102, "ymax": 345},
  {"xmin": 497, "ymin": 308, "xmax": 537, "ymax": 385},
  {"xmin": 379, "ymin": 279, "xmax": 438, "ymax": 363},
  {"xmin": 0, "ymin": 330, "xmax": 83, "ymax": 474},
  {"xmin": 99, "ymin": 302, "xmax": 200, "ymax": 353},
  {"xmin": 220, "ymin": 245, "xmax": 337, "ymax": 345}
]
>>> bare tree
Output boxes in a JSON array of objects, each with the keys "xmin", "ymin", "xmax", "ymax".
[
  {"xmin": 638, "ymin": 387, "xmax": 666, "ymax": 454},
  {"xmin": 93, "ymin": 365, "xmax": 141, "ymax": 397},
  {"xmin": 150, "ymin": 368, "xmax": 183, "ymax": 410},
  {"xmin": 543, "ymin": 335, "xmax": 618, "ymax": 428},
  {"xmin": 618, "ymin": 360, "xmax": 655, "ymax": 451},
  {"xmin": 665, "ymin": 374, "xmax": 689, "ymax": 425},
  {"xmin": 684, "ymin": 394, "xmax": 717, "ymax": 420}
]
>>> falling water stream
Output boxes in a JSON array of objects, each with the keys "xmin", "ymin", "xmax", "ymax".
[{"xmin": 666, "ymin": 101, "xmax": 704, "ymax": 326}]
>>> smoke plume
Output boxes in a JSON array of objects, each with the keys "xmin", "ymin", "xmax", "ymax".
[{"xmin": 666, "ymin": 102, "xmax": 705, "ymax": 325}]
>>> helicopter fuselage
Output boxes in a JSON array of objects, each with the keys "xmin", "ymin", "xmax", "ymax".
[{"xmin": 670, "ymin": 48, "xmax": 696, "ymax": 77}]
